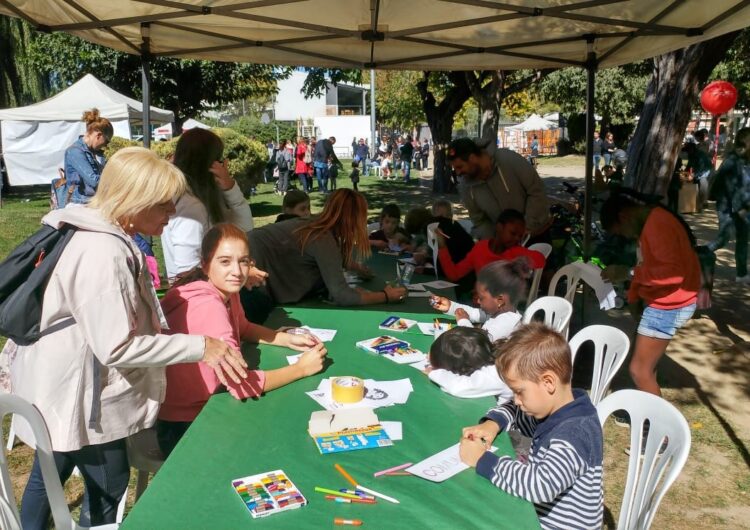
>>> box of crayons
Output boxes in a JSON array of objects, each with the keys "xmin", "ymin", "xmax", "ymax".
[{"xmin": 231, "ymin": 470, "xmax": 307, "ymax": 518}]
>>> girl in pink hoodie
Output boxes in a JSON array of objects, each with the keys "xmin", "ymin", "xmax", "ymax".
[{"xmin": 157, "ymin": 223, "xmax": 327, "ymax": 456}]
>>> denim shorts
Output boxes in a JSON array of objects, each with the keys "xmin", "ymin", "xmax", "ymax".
[{"xmin": 637, "ymin": 303, "xmax": 696, "ymax": 340}]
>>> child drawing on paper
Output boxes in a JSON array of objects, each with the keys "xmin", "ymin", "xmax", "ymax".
[
  {"xmin": 430, "ymin": 258, "xmax": 529, "ymax": 342},
  {"xmin": 427, "ymin": 327, "xmax": 512, "ymax": 402},
  {"xmin": 157, "ymin": 223, "xmax": 328, "ymax": 457}
]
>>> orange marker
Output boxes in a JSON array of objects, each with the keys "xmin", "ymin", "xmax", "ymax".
[
  {"xmin": 334, "ymin": 518, "xmax": 363, "ymax": 526},
  {"xmin": 334, "ymin": 463, "xmax": 358, "ymax": 489}
]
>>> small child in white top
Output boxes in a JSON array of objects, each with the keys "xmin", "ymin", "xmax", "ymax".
[
  {"xmin": 427, "ymin": 327, "xmax": 512, "ymax": 402},
  {"xmin": 429, "ymin": 258, "xmax": 531, "ymax": 342}
]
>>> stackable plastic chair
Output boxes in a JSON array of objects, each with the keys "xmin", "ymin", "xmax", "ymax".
[
  {"xmin": 522, "ymin": 296, "xmax": 572, "ymax": 337},
  {"xmin": 126, "ymin": 427, "xmax": 165, "ymax": 501},
  {"xmin": 426, "ymin": 222, "xmax": 440, "ymax": 278},
  {"xmin": 0, "ymin": 394, "xmax": 121, "ymax": 529},
  {"xmin": 526, "ymin": 242, "xmax": 552, "ymax": 304},
  {"xmin": 597, "ymin": 390, "xmax": 691, "ymax": 530},
  {"xmin": 568, "ymin": 325, "xmax": 630, "ymax": 405}
]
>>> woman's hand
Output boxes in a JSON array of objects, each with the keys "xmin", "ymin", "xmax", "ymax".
[
  {"xmin": 295, "ymin": 343, "xmax": 327, "ymax": 377},
  {"xmin": 202, "ymin": 336, "xmax": 248, "ymax": 386},
  {"xmin": 285, "ymin": 330, "xmax": 320, "ymax": 351},
  {"xmin": 245, "ymin": 265, "xmax": 268, "ymax": 288},
  {"xmin": 454, "ymin": 308, "xmax": 469, "ymax": 321},
  {"xmin": 385, "ymin": 285, "xmax": 407, "ymax": 303},
  {"xmin": 210, "ymin": 159, "xmax": 234, "ymax": 191},
  {"xmin": 429, "ymin": 296, "xmax": 451, "ymax": 312}
]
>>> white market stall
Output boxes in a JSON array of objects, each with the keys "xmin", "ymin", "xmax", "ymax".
[
  {"xmin": 0, "ymin": 74, "xmax": 173, "ymax": 186},
  {"xmin": 500, "ymin": 114, "xmax": 560, "ymax": 154}
]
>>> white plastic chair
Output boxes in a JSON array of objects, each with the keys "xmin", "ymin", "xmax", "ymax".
[
  {"xmin": 526, "ymin": 242, "xmax": 552, "ymax": 304},
  {"xmin": 522, "ymin": 296, "xmax": 572, "ymax": 337},
  {"xmin": 426, "ymin": 222, "xmax": 440, "ymax": 278},
  {"xmin": 520, "ymin": 233, "xmax": 531, "ymax": 247},
  {"xmin": 126, "ymin": 427, "xmax": 165, "ymax": 501},
  {"xmin": 367, "ymin": 221, "xmax": 380, "ymax": 235},
  {"xmin": 597, "ymin": 390, "xmax": 691, "ymax": 530},
  {"xmin": 0, "ymin": 394, "xmax": 119, "ymax": 529},
  {"xmin": 569, "ymin": 325, "xmax": 630, "ymax": 405}
]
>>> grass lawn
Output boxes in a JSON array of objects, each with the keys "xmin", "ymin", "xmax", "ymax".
[{"xmin": 1, "ymin": 167, "xmax": 748, "ymax": 528}]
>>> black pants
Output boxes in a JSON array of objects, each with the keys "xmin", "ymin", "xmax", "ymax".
[{"xmin": 156, "ymin": 420, "xmax": 193, "ymax": 458}]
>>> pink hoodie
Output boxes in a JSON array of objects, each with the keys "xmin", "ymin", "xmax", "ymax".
[{"xmin": 158, "ymin": 280, "xmax": 266, "ymax": 422}]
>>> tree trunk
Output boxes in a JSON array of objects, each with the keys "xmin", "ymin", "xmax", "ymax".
[
  {"xmin": 417, "ymin": 72, "xmax": 471, "ymax": 192},
  {"xmin": 627, "ymin": 32, "xmax": 739, "ymax": 195}
]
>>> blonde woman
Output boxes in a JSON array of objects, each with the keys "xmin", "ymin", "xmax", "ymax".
[
  {"xmin": 12, "ymin": 147, "xmax": 247, "ymax": 529},
  {"xmin": 249, "ymin": 189, "xmax": 407, "ymax": 305}
]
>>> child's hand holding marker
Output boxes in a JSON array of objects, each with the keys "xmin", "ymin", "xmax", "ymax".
[
  {"xmin": 295, "ymin": 343, "xmax": 327, "ymax": 376},
  {"xmin": 429, "ymin": 295, "xmax": 451, "ymax": 312},
  {"xmin": 459, "ymin": 421, "xmax": 498, "ymax": 466}
]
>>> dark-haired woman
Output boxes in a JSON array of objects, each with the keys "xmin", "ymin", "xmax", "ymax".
[{"xmin": 161, "ymin": 128, "xmax": 254, "ymax": 281}]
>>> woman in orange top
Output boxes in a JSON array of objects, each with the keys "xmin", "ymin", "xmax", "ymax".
[{"xmin": 601, "ymin": 192, "xmax": 700, "ymax": 397}]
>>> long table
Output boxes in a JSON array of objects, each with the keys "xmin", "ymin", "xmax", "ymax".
[{"xmin": 121, "ymin": 255, "xmax": 540, "ymax": 529}]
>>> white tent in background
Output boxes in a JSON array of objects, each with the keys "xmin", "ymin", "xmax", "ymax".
[
  {"xmin": 182, "ymin": 119, "xmax": 211, "ymax": 132},
  {"xmin": 508, "ymin": 114, "xmax": 558, "ymax": 132},
  {"xmin": 0, "ymin": 74, "xmax": 173, "ymax": 186}
]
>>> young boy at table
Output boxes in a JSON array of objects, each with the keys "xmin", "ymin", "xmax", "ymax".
[
  {"xmin": 369, "ymin": 203, "xmax": 413, "ymax": 252},
  {"xmin": 437, "ymin": 208, "xmax": 545, "ymax": 283},
  {"xmin": 460, "ymin": 323, "xmax": 603, "ymax": 530}
]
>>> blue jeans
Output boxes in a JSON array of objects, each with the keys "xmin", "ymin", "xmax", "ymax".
[
  {"xmin": 593, "ymin": 154, "xmax": 601, "ymax": 168},
  {"xmin": 403, "ymin": 162, "xmax": 411, "ymax": 182},
  {"xmin": 297, "ymin": 172, "xmax": 310, "ymax": 192},
  {"xmin": 709, "ymin": 200, "xmax": 749, "ymax": 277},
  {"xmin": 21, "ymin": 438, "xmax": 130, "ymax": 530},
  {"xmin": 314, "ymin": 162, "xmax": 329, "ymax": 192},
  {"xmin": 637, "ymin": 303, "xmax": 696, "ymax": 340},
  {"xmin": 603, "ymin": 153, "xmax": 612, "ymax": 166}
]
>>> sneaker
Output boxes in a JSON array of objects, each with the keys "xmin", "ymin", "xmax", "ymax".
[
  {"xmin": 612, "ymin": 410, "xmax": 630, "ymax": 428},
  {"xmin": 736, "ymin": 275, "xmax": 750, "ymax": 284}
]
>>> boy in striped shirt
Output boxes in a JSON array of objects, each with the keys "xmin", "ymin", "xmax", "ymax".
[{"xmin": 460, "ymin": 323, "xmax": 603, "ymax": 530}]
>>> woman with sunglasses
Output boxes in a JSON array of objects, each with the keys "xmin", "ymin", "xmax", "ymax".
[{"xmin": 64, "ymin": 108, "xmax": 113, "ymax": 204}]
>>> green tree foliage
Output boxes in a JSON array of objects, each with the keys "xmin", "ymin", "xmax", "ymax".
[
  {"xmin": 0, "ymin": 16, "xmax": 49, "ymax": 108},
  {"xmin": 710, "ymin": 28, "xmax": 750, "ymax": 121},
  {"xmin": 536, "ymin": 64, "xmax": 650, "ymax": 133},
  {"xmin": 225, "ymin": 116, "xmax": 297, "ymax": 145},
  {"xmin": 299, "ymin": 68, "xmax": 362, "ymax": 98},
  {"xmin": 375, "ymin": 71, "xmax": 426, "ymax": 133},
  {"xmin": 25, "ymin": 31, "xmax": 283, "ymax": 128}
]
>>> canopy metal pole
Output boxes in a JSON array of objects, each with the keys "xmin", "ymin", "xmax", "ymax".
[
  {"xmin": 141, "ymin": 23, "xmax": 152, "ymax": 148},
  {"xmin": 583, "ymin": 37, "xmax": 597, "ymax": 262},
  {"xmin": 370, "ymin": 68, "xmax": 376, "ymax": 158}
]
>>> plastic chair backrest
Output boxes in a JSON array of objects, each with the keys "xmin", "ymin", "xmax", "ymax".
[
  {"xmin": 367, "ymin": 222, "xmax": 380, "ymax": 235},
  {"xmin": 597, "ymin": 390, "xmax": 691, "ymax": 530},
  {"xmin": 521, "ymin": 232, "xmax": 531, "ymax": 247},
  {"xmin": 426, "ymin": 222, "xmax": 439, "ymax": 278},
  {"xmin": 548, "ymin": 262, "xmax": 585, "ymax": 302},
  {"xmin": 526, "ymin": 243, "xmax": 552, "ymax": 304},
  {"xmin": 521, "ymin": 296, "xmax": 572, "ymax": 337},
  {"xmin": 0, "ymin": 394, "xmax": 119, "ymax": 530},
  {"xmin": 569, "ymin": 325, "xmax": 630, "ymax": 405}
]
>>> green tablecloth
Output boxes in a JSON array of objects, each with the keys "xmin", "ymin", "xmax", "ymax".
[{"xmin": 121, "ymin": 303, "xmax": 539, "ymax": 529}]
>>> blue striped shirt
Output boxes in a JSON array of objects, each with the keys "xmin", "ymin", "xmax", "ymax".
[{"xmin": 476, "ymin": 389, "xmax": 603, "ymax": 530}]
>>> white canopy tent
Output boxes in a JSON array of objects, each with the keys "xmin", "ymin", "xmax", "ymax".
[
  {"xmin": 181, "ymin": 118, "xmax": 211, "ymax": 131},
  {"xmin": 507, "ymin": 114, "xmax": 558, "ymax": 131},
  {"xmin": 0, "ymin": 0, "xmax": 746, "ymax": 250},
  {"xmin": 0, "ymin": 74, "xmax": 173, "ymax": 185}
]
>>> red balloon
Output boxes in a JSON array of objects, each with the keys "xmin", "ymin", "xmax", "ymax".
[{"xmin": 700, "ymin": 81, "xmax": 738, "ymax": 115}]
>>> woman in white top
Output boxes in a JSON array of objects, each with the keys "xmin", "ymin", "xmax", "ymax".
[
  {"xmin": 161, "ymin": 128, "xmax": 255, "ymax": 281},
  {"xmin": 430, "ymin": 258, "xmax": 531, "ymax": 342}
]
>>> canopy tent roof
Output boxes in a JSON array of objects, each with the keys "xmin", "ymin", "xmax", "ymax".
[
  {"xmin": 182, "ymin": 118, "xmax": 211, "ymax": 130},
  {"xmin": 507, "ymin": 114, "xmax": 557, "ymax": 131},
  {"xmin": 0, "ymin": 1, "xmax": 747, "ymax": 71},
  {"xmin": 0, "ymin": 73, "xmax": 173, "ymax": 123}
]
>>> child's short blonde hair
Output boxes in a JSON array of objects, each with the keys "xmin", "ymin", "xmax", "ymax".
[{"xmin": 495, "ymin": 323, "xmax": 572, "ymax": 383}]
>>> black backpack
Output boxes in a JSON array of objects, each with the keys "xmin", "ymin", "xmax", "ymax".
[{"xmin": 0, "ymin": 224, "xmax": 77, "ymax": 345}]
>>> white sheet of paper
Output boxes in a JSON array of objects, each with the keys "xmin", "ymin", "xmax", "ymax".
[
  {"xmin": 406, "ymin": 443, "xmax": 497, "ymax": 483},
  {"xmin": 306, "ymin": 378, "xmax": 414, "ymax": 411},
  {"xmin": 381, "ymin": 421, "xmax": 403, "ymax": 441},
  {"xmin": 416, "ymin": 322, "xmax": 452, "ymax": 335},
  {"xmin": 408, "ymin": 291, "xmax": 433, "ymax": 298},
  {"xmin": 408, "ymin": 359, "xmax": 431, "ymax": 371},
  {"xmin": 398, "ymin": 257, "xmax": 417, "ymax": 265},
  {"xmin": 407, "ymin": 283, "xmax": 426, "ymax": 291},
  {"xmin": 422, "ymin": 280, "xmax": 458, "ymax": 289},
  {"xmin": 302, "ymin": 326, "xmax": 337, "ymax": 342},
  {"xmin": 286, "ymin": 353, "xmax": 302, "ymax": 365},
  {"xmin": 382, "ymin": 349, "xmax": 426, "ymax": 365}
]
